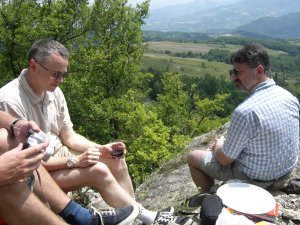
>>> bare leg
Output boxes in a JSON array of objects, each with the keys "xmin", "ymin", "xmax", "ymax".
[
  {"xmin": 0, "ymin": 128, "xmax": 72, "ymax": 214},
  {"xmin": 0, "ymin": 180, "xmax": 68, "ymax": 225},
  {"xmin": 187, "ymin": 150, "xmax": 214, "ymax": 192},
  {"xmin": 98, "ymin": 157, "xmax": 134, "ymax": 197},
  {"xmin": 50, "ymin": 162, "xmax": 136, "ymax": 208},
  {"xmin": 33, "ymin": 165, "xmax": 74, "ymax": 214},
  {"xmin": 0, "ymin": 129, "xmax": 70, "ymax": 223}
]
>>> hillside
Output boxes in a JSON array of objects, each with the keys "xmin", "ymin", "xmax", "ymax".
[
  {"xmin": 235, "ymin": 12, "xmax": 300, "ymax": 39},
  {"xmin": 143, "ymin": 0, "xmax": 300, "ymax": 39}
]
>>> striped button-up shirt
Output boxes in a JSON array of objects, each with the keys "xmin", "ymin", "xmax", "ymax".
[{"xmin": 222, "ymin": 79, "xmax": 300, "ymax": 180}]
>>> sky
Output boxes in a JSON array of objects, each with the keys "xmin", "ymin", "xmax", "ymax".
[
  {"xmin": 127, "ymin": 0, "xmax": 194, "ymax": 9},
  {"xmin": 127, "ymin": 0, "xmax": 234, "ymax": 9}
]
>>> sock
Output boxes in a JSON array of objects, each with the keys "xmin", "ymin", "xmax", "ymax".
[
  {"xmin": 59, "ymin": 200, "xmax": 93, "ymax": 225},
  {"xmin": 136, "ymin": 205, "xmax": 157, "ymax": 225}
]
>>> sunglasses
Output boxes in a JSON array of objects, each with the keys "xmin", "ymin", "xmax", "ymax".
[
  {"xmin": 35, "ymin": 60, "xmax": 69, "ymax": 80},
  {"xmin": 229, "ymin": 68, "xmax": 241, "ymax": 77}
]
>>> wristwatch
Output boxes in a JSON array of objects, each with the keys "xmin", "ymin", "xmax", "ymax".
[{"xmin": 66, "ymin": 156, "xmax": 75, "ymax": 168}]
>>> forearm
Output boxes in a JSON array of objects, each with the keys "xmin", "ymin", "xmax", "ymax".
[
  {"xmin": 212, "ymin": 136, "xmax": 234, "ymax": 166},
  {"xmin": 0, "ymin": 111, "xmax": 18, "ymax": 131},
  {"xmin": 214, "ymin": 147, "xmax": 225, "ymax": 164},
  {"xmin": 62, "ymin": 132, "xmax": 100, "ymax": 152},
  {"xmin": 42, "ymin": 157, "xmax": 70, "ymax": 171}
]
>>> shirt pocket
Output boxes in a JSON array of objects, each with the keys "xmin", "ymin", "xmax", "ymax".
[{"xmin": 49, "ymin": 112, "xmax": 65, "ymax": 134}]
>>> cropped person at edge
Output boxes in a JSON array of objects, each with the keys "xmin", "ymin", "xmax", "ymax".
[{"xmin": 0, "ymin": 112, "xmax": 138, "ymax": 225}]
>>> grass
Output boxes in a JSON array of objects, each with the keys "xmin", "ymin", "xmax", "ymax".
[
  {"xmin": 145, "ymin": 41, "xmax": 241, "ymax": 53},
  {"xmin": 142, "ymin": 53, "xmax": 232, "ymax": 79},
  {"xmin": 288, "ymin": 39, "xmax": 300, "ymax": 46},
  {"xmin": 146, "ymin": 41, "xmax": 286, "ymax": 56},
  {"xmin": 142, "ymin": 41, "xmax": 287, "ymax": 78}
]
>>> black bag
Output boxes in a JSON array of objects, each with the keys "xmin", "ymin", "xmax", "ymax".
[
  {"xmin": 200, "ymin": 194, "xmax": 223, "ymax": 225},
  {"xmin": 188, "ymin": 193, "xmax": 211, "ymax": 207}
]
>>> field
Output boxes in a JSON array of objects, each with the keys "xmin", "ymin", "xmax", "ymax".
[
  {"xmin": 142, "ymin": 53, "xmax": 231, "ymax": 78},
  {"xmin": 141, "ymin": 41, "xmax": 289, "ymax": 79},
  {"xmin": 145, "ymin": 41, "xmax": 240, "ymax": 54},
  {"xmin": 142, "ymin": 41, "xmax": 237, "ymax": 79},
  {"xmin": 288, "ymin": 39, "xmax": 300, "ymax": 46}
]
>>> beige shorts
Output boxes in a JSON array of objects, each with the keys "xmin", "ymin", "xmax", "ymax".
[
  {"xmin": 53, "ymin": 143, "xmax": 80, "ymax": 157},
  {"xmin": 200, "ymin": 151, "xmax": 292, "ymax": 190}
]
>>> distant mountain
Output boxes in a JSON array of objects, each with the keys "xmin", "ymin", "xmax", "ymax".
[
  {"xmin": 143, "ymin": 0, "xmax": 300, "ymax": 38},
  {"xmin": 234, "ymin": 12, "xmax": 300, "ymax": 39},
  {"xmin": 146, "ymin": 0, "xmax": 239, "ymax": 25}
]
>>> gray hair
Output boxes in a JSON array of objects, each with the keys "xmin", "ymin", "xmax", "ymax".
[
  {"xmin": 27, "ymin": 39, "xmax": 69, "ymax": 63},
  {"xmin": 230, "ymin": 43, "xmax": 271, "ymax": 77}
]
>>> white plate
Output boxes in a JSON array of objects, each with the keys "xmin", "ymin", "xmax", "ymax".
[{"xmin": 216, "ymin": 182, "xmax": 275, "ymax": 215}]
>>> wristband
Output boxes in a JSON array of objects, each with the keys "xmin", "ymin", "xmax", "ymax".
[{"xmin": 9, "ymin": 119, "xmax": 22, "ymax": 136}]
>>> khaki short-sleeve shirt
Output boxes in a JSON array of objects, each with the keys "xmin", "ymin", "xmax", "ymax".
[{"xmin": 0, "ymin": 69, "xmax": 73, "ymax": 142}]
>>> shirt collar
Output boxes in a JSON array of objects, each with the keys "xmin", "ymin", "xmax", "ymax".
[{"xmin": 249, "ymin": 79, "xmax": 276, "ymax": 95}]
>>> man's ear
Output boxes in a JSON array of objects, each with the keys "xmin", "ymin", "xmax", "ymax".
[
  {"xmin": 255, "ymin": 64, "xmax": 266, "ymax": 78},
  {"xmin": 28, "ymin": 58, "xmax": 37, "ymax": 71}
]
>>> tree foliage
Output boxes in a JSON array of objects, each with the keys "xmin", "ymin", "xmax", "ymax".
[
  {"xmin": 154, "ymin": 72, "xmax": 229, "ymax": 141},
  {"xmin": 0, "ymin": 0, "xmax": 231, "ymax": 186}
]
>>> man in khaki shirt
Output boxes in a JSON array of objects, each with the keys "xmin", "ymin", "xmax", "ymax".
[{"xmin": 0, "ymin": 39, "xmax": 135, "ymax": 205}]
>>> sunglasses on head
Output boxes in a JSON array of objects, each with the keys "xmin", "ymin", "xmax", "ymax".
[{"xmin": 229, "ymin": 68, "xmax": 241, "ymax": 77}]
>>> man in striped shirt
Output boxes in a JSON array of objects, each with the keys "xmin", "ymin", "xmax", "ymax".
[{"xmin": 187, "ymin": 44, "xmax": 300, "ymax": 192}]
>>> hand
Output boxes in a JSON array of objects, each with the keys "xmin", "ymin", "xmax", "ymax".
[
  {"xmin": 14, "ymin": 120, "xmax": 50, "ymax": 149},
  {"xmin": 0, "ymin": 143, "xmax": 45, "ymax": 185},
  {"xmin": 99, "ymin": 142, "xmax": 126, "ymax": 159},
  {"xmin": 208, "ymin": 136, "xmax": 225, "ymax": 152},
  {"xmin": 74, "ymin": 147, "xmax": 101, "ymax": 168}
]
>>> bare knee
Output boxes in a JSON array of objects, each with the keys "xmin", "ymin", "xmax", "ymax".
[
  {"xmin": 187, "ymin": 150, "xmax": 195, "ymax": 165},
  {"xmin": 91, "ymin": 163, "xmax": 114, "ymax": 181},
  {"xmin": 187, "ymin": 150, "xmax": 207, "ymax": 168},
  {"xmin": 104, "ymin": 158, "xmax": 130, "ymax": 177}
]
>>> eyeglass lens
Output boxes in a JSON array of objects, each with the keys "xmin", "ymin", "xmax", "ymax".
[
  {"xmin": 35, "ymin": 60, "xmax": 68, "ymax": 79},
  {"xmin": 229, "ymin": 68, "xmax": 240, "ymax": 77}
]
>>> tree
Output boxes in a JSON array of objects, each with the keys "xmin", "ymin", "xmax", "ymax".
[
  {"xmin": 189, "ymin": 93, "xmax": 229, "ymax": 136},
  {"xmin": 154, "ymin": 72, "xmax": 230, "ymax": 149},
  {"xmin": 0, "ymin": 0, "xmax": 233, "ymax": 186},
  {"xmin": 0, "ymin": 0, "xmax": 171, "ymax": 186},
  {"xmin": 0, "ymin": 0, "xmax": 93, "ymax": 83},
  {"xmin": 63, "ymin": 0, "xmax": 151, "ymax": 142},
  {"xmin": 155, "ymin": 72, "xmax": 190, "ymax": 136}
]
